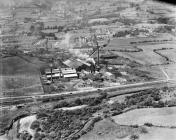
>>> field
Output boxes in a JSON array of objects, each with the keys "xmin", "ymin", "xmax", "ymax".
[
  {"xmin": 105, "ymin": 37, "xmax": 176, "ymax": 65},
  {"xmin": 0, "ymin": 56, "xmax": 46, "ymax": 97},
  {"xmin": 137, "ymin": 66, "xmax": 166, "ymax": 80},
  {"xmin": 79, "ymin": 118, "xmax": 140, "ymax": 140},
  {"xmin": 161, "ymin": 64, "xmax": 176, "ymax": 80},
  {"xmin": 112, "ymin": 107, "xmax": 176, "ymax": 126},
  {"xmin": 110, "ymin": 107, "xmax": 176, "ymax": 140},
  {"xmin": 138, "ymin": 43, "xmax": 176, "ymax": 64},
  {"xmin": 113, "ymin": 43, "xmax": 176, "ymax": 65},
  {"xmin": 79, "ymin": 118, "xmax": 176, "ymax": 140},
  {"xmin": 158, "ymin": 49, "xmax": 176, "ymax": 62},
  {"xmin": 105, "ymin": 38, "xmax": 138, "ymax": 51},
  {"xmin": 105, "ymin": 41, "xmax": 176, "ymax": 81},
  {"xmin": 138, "ymin": 127, "xmax": 176, "ymax": 140},
  {"xmin": 115, "ymin": 51, "xmax": 164, "ymax": 65}
]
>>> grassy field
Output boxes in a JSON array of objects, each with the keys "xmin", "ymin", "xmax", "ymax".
[
  {"xmin": 0, "ymin": 56, "xmax": 46, "ymax": 97},
  {"xmin": 110, "ymin": 107, "xmax": 176, "ymax": 140},
  {"xmin": 137, "ymin": 66, "xmax": 166, "ymax": 80},
  {"xmin": 158, "ymin": 49, "xmax": 176, "ymax": 62},
  {"xmin": 138, "ymin": 44, "xmax": 176, "ymax": 51},
  {"xmin": 106, "ymin": 40, "xmax": 176, "ymax": 65},
  {"xmin": 120, "ymin": 51, "xmax": 164, "ymax": 65},
  {"xmin": 113, "ymin": 44, "xmax": 173, "ymax": 65},
  {"xmin": 161, "ymin": 64, "xmax": 176, "ymax": 80},
  {"xmin": 105, "ymin": 38, "xmax": 138, "ymax": 51},
  {"xmin": 79, "ymin": 118, "xmax": 141, "ymax": 140},
  {"xmin": 112, "ymin": 107, "xmax": 176, "ymax": 126},
  {"xmin": 138, "ymin": 127, "xmax": 176, "ymax": 140}
]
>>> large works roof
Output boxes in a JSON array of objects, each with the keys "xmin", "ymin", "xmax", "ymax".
[
  {"xmin": 61, "ymin": 68, "xmax": 77, "ymax": 74},
  {"xmin": 63, "ymin": 73, "xmax": 78, "ymax": 78},
  {"xmin": 63, "ymin": 58, "xmax": 91, "ymax": 69}
]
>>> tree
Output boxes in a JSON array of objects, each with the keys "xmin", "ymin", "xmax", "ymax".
[
  {"xmin": 75, "ymin": 98, "xmax": 82, "ymax": 105},
  {"xmin": 151, "ymin": 93, "xmax": 161, "ymax": 101},
  {"xmin": 30, "ymin": 120, "xmax": 40, "ymax": 130},
  {"xmin": 89, "ymin": 97, "xmax": 102, "ymax": 106},
  {"xmin": 30, "ymin": 25, "xmax": 35, "ymax": 33},
  {"xmin": 157, "ymin": 17, "xmax": 170, "ymax": 24},
  {"xmin": 144, "ymin": 122, "xmax": 153, "ymax": 127},
  {"xmin": 130, "ymin": 134, "xmax": 139, "ymax": 140},
  {"xmin": 140, "ymin": 127, "xmax": 148, "ymax": 134},
  {"xmin": 143, "ymin": 97, "xmax": 153, "ymax": 106}
]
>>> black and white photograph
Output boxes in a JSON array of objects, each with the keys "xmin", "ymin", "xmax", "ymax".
[{"xmin": 0, "ymin": 0, "xmax": 176, "ymax": 139}]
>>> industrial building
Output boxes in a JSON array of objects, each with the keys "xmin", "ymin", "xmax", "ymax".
[
  {"xmin": 61, "ymin": 68, "xmax": 78, "ymax": 79},
  {"xmin": 45, "ymin": 67, "xmax": 77, "ymax": 80}
]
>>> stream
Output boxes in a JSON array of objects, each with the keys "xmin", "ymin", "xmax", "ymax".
[{"xmin": 0, "ymin": 115, "xmax": 36, "ymax": 140}]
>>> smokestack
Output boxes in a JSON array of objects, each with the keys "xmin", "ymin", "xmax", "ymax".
[
  {"xmin": 93, "ymin": 34, "xmax": 100, "ymax": 71},
  {"xmin": 97, "ymin": 46, "xmax": 100, "ymax": 72}
]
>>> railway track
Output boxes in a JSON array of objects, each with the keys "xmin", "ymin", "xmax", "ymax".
[{"xmin": 1, "ymin": 79, "xmax": 175, "ymax": 107}]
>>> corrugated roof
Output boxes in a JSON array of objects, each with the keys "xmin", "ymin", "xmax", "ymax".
[
  {"xmin": 63, "ymin": 59, "xmax": 83, "ymax": 69},
  {"xmin": 46, "ymin": 73, "xmax": 62, "ymax": 78},
  {"xmin": 61, "ymin": 68, "xmax": 77, "ymax": 74},
  {"xmin": 64, "ymin": 73, "xmax": 78, "ymax": 78},
  {"xmin": 45, "ymin": 68, "xmax": 61, "ymax": 74},
  {"xmin": 63, "ymin": 58, "xmax": 91, "ymax": 69}
]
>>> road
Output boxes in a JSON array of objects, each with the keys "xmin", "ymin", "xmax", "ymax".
[{"xmin": 1, "ymin": 79, "xmax": 175, "ymax": 102}]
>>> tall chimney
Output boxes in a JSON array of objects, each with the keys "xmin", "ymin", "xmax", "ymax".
[{"xmin": 97, "ymin": 44, "xmax": 100, "ymax": 67}]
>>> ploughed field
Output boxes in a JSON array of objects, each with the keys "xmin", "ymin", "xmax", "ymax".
[{"xmin": 0, "ymin": 56, "xmax": 44, "ymax": 97}]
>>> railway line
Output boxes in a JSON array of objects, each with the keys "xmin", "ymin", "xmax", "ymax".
[{"xmin": 1, "ymin": 79, "xmax": 176, "ymax": 107}]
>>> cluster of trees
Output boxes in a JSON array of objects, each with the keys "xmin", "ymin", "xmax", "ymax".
[
  {"xmin": 44, "ymin": 25, "xmax": 64, "ymax": 31},
  {"xmin": 70, "ymin": 116, "xmax": 102, "ymax": 140},
  {"xmin": 157, "ymin": 17, "xmax": 170, "ymax": 24},
  {"xmin": 53, "ymin": 92, "xmax": 107, "ymax": 109},
  {"xmin": 113, "ymin": 29, "xmax": 149, "ymax": 38},
  {"xmin": 40, "ymin": 95, "xmax": 64, "ymax": 103},
  {"xmin": 124, "ymin": 88, "xmax": 165, "ymax": 108},
  {"xmin": 29, "ymin": 22, "xmax": 44, "ymax": 36},
  {"xmin": 18, "ymin": 131, "xmax": 32, "ymax": 140},
  {"xmin": 110, "ymin": 102, "xmax": 126, "ymax": 116},
  {"xmin": 154, "ymin": 26, "xmax": 174, "ymax": 33},
  {"xmin": 113, "ymin": 30, "xmax": 130, "ymax": 37},
  {"xmin": 130, "ymin": 38, "xmax": 171, "ymax": 45},
  {"xmin": 126, "ymin": 68, "xmax": 154, "ymax": 81},
  {"xmin": 109, "ymin": 87, "xmax": 176, "ymax": 117},
  {"xmin": 43, "ymin": 33, "xmax": 58, "ymax": 40},
  {"xmin": 35, "ymin": 106, "xmax": 102, "ymax": 139}
]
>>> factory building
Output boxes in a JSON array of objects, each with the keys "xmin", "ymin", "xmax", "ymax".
[
  {"xmin": 45, "ymin": 68, "xmax": 62, "ymax": 79},
  {"xmin": 45, "ymin": 68, "xmax": 77, "ymax": 80},
  {"xmin": 61, "ymin": 68, "xmax": 78, "ymax": 79}
]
